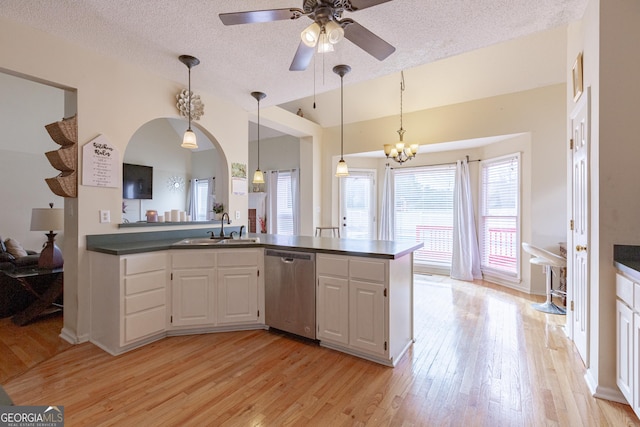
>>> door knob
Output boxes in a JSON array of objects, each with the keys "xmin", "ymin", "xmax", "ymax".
[{"xmin": 575, "ymin": 245, "xmax": 588, "ymax": 252}]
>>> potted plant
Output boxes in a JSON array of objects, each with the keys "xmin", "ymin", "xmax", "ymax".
[{"xmin": 213, "ymin": 202, "xmax": 224, "ymax": 220}]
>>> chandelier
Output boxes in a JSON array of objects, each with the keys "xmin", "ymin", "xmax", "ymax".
[{"xmin": 384, "ymin": 71, "xmax": 419, "ymax": 164}]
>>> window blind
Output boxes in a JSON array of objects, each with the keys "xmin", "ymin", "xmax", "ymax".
[
  {"xmin": 276, "ymin": 171, "xmax": 294, "ymax": 235},
  {"xmin": 394, "ymin": 165, "xmax": 455, "ymax": 267},
  {"xmin": 479, "ymin": 154, "xmax": 520, "ymax": 279}
]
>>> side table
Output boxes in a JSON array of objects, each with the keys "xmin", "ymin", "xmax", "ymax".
[{"xmin": 2, "ymin": 267, "xmax": 63, "ymax": 326}]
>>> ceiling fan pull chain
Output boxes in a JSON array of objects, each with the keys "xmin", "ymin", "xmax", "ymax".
[{"xmin": 313, "ymin": 54, "xmax": 317, "ymax": 109}]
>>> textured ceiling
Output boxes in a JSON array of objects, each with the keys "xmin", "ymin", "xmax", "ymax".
[{"xmin": 0, "ymin": 0, "xmax": 586, "ymax": 127}]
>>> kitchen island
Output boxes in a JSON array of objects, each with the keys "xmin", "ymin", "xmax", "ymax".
[{"xmin": 87, "ymin": 230, "xmax": 422, "ymax": 366}]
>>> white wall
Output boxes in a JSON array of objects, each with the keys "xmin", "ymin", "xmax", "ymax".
[
  {"xmin": 0, "ymin": 16, "xmax": 250, "ymax": 343},
  {"xmin": 0, "ymin": 72, "xmax": 65, "ymax": 250}
]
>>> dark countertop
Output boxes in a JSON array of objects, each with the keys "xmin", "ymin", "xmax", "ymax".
[
  {"xmin": 87, "ymin": 230, "xmax": 423, "ymax": 260},
  {"xmin": 614, "ymin": 245, "xmax": 640, "ymax": 282}
]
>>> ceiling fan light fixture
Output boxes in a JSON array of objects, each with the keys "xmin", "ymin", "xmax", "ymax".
[
  {"xmin": 324, "ymin": 20, "xmax": 344, "ymax": 44},
  {"xmin": 301, "ymin": 22, "xmax": 321, "ymax": 47},
  {"xmin": 317, "ymin": 31, "xmax": 334, "ymax": 53}
]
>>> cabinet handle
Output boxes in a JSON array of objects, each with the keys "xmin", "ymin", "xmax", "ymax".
[{"xmin": 575, "ymin": 245, "xmax": 588, "ymax": 252}]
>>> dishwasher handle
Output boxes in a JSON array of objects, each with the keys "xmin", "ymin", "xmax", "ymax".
[
  {"xmin": 265, "ymin": 249, "xmax": 315, "ymax": 262},
  {"xmin": 281, "ymin": 257, "xmax": 295, "ymax": 264}
]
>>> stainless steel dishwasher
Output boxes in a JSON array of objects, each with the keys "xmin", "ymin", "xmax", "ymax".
[{"xmin": 265, "ymin": 249, "xmax": 316, "ymax": 340}]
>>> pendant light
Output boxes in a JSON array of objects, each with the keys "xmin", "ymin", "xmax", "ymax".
[
  {"xmin": 179, "ymin": 54, "xmax": 200, "ymax": 149},
  {"xmin": 334, "ymin": 64, "xmax": 351, "ymax": 177},
  {"xmin": 384, "ymin": 71, "xmax": 419, "ymax": 164},
  {"xmin": 251, "ymin": 91, "xmax": 266, "ymax": 184}
]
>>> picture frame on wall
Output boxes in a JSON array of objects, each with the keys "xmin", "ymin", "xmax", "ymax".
[{"xmin": 572, "ymin": 52, "xmax": 583, "ymax": 102}]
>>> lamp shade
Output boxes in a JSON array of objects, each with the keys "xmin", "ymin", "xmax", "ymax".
[
  {"xmin": 30, "ymin": 208, "xmax": 64, "ymax": 232},
  {"xmin": 335, "ymin": 159, "xmax": 349, "ymax": 177},
  {"xmin": 301, "ymin": 22, "xmax": 321, "ymax": 47},
  {"xmin": 324, "ymin": 20, "xmax": 344, "ymax": 44},
  {"xmin": 181, "ymin": 129, "xmax": 198, "ymax": 149},
  {"xmin": 253, "ymin": 169, "xmax": 265, "ymax": 184}
]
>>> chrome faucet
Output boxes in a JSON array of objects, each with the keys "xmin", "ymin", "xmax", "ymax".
[{"xmin": 219, "ymin": 212, "xmax": 231, "ymax": 237}]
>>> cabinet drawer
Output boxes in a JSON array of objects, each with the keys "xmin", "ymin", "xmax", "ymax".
[
  {"xmin": 125, "ymin": 270, "xmax": 166, "ymax": 295},
  {"xmin": 617, "ymin": 273, "xmax": 634, "ymax": 307},
  {"xmin": 218, "ymin": 249, "xmax": 259, "ymax": 267},
  {"xmin": 125, "ymin": 288, "xmax": 165, "ymax": 315},
  {"xmin": 125, "ymin": 253, "xmax": 166, "ymax": 275},
  {"xmin": 350, "ymin": 259, "xmax": 386, "ymax": 283},
  {"xmin": 124, "ymin": 306, "xmax": 165, "ymax": 343},
  {"xmin": 172, "ymin": 251, "xmax": 216, "ymax": 269},
  {"xmin": 317, "ymin": 255, "xmax": 348, "ymax": 277}
]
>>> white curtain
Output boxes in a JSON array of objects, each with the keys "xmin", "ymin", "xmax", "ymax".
[
  {"xmin": 451, "ymin": 159, "xmax": 482, "ymax": 281},
  {"xmin": 206, "ymin": 177, "xmax": 215, "ymax": 220},
  {"xmin": 291, "ymin": 168, "xmax": 300, "ymax": 235},
  {"xmin": 187, "ymin": 178, "xmax": 198, "ymax": 220},
  {"xmin": 266, "ymin": 170, "xmax": 278, "ymax": 233},
  {"xmin": 378, "ymin": 163, "xmax": 393, "ymax": 240}
]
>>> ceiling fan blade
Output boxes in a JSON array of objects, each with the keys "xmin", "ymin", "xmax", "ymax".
[
  {"xmin": 343, "ymin": 20, "xmax": 395, "ymax": 61},
  {"xmin": 220, "ymin": 8, "xmax": 304, "ymax": 25},
  {"xmin": 289, "ymin": 41, "xmax": 315, "ymax": 71},
  {"xmin": 343, "ymin": 0, "xmax": 393, "ymax": 11}
]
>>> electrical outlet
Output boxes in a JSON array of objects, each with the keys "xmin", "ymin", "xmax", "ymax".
[
  {"xmin": 235, "ymin": 210, "xmax": 241, "ymax": 220},
  {"xmin": 100, "ymin": 210, "xmax": 110, "ymax": 223}
]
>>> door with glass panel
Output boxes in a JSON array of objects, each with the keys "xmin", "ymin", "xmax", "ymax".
[{"xmin": 339, "ymin": 170, "xmax": 376, "ymax": 239}]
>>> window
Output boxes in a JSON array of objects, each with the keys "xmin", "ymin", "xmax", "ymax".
[
  {"xmin": 479, "ymin": 153, "xmax": 520, "ymax": 280},
  {"xmin": 394, "ymin": 165, "xmax": 456, "ymax": 267},
  {"xmin": 194, "ymin": 179, "xmax": 209, "ymax": 221},
  {"xmin": 267, "ymin": 169, "xmax": 299, "ymax": 236}
]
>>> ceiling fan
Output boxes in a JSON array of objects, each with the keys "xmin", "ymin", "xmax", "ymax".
[{"xmin": 219, "ymin": 0, "xmax": 396, "ymax": 71}]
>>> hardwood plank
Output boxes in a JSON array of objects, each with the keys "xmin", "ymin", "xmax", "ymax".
[{"xmin": 3, "ymin": 275, "xmax": 640, "ymax": 426}]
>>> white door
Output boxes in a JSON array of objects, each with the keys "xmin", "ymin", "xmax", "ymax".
[
  {"xmin": 570, "ymin": 89, "xmax": 590, "ymax": 365},
  {"xmin": 317, "ymin": 275, "xmax": 349, "ymax": 345},
  {"xmin": 171, "ymin": 269, "xmax": 216, "ymax": 326},
  {"xmin": 217, "ymin": 267, "xmax": 259, "ymax": 324},
  {"xmin": 339, "ymin": 170, "xmax": 376, "ymax": 239},
  {"xmin": 349, "ymin": 279, "xmax": 386, "ymax": 356}
]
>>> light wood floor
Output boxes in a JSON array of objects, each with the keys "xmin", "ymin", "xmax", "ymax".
[{"xmin": 2, "ymin": 275, "xmax": 639, "ymax": 426}]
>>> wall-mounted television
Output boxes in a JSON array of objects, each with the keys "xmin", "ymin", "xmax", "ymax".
[{"xmin": 123, "ymin": 163, "xmax": 153, "ymax": 200}]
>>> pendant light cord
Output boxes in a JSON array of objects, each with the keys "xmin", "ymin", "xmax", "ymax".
[
  {"xmin": 188, "ymin": 66, "xmax": 192, "ymax": 131},
  {"xmin": 257, "ymin": 97, "xmax": 260, "ymax": 169},
  {"xmin": 340, "ymin": 73, "xmax": 344, "ymax": 161},
  {"xmin": 399, "ymin": 70, "xmax": 404, "ymax": 133}
]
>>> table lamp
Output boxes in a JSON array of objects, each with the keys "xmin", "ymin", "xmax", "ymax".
[{"xmin": 30, "ymin": 203, "xmax": 64, "ymax": 269}]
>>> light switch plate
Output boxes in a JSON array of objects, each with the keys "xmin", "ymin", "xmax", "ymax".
[
  {"xmin": 100, "ymin": 210, "xmax": 110, "ymax": 223},
  {"xmin": 235, "ymin": 210, "xmax": 241, "ymax": 220}
]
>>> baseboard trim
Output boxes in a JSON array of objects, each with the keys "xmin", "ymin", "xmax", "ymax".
[
  {"xmin": 60, "ymin": 327, "xmax": 79, "ymax": 344},
  {"xmin": 584, "ymin": 371, "xmax": 629, "ymax": 404}
]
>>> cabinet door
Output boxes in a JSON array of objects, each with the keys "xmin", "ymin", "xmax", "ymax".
[
  {"xmin": 172, "ymin": 269, "xmax": 216, "ymax": 326},
  {"xmin": 217, "ymin": 267, "xmax": 259, "ymax": 325},
  {"xmin": 617, "ymin": 299, "xmax": 633, "ymax": 404},
  {"xmin": 349, "ymin": 279, "xmax": 386, "ymax": 356},
  {"xmin": 317, "ymin": 275, "xmax": 349, "ymax": 345},
  {"xmin": 634, "ymin": 312, "xmax": 640, "ymax": 416}
]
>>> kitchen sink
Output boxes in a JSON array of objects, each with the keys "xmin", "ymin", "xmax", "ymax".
[
  {"xmin": 173, "ymin": 237, "xmax": 261, "ymax": 246},
  {"xmin": 215, "ymin": 237, "xmax": 260, "ymax": 244}
]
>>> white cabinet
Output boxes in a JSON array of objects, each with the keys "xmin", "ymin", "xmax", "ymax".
[
  {"xmin": 169, "ymin": 248, "xmax": 263, "ymax": 330},
  {"xmin": 316, "ymin": 253, "xmax": 413, "ymax": 366},
  {"xmin": 171, "ymin": 250, "xmax": 216, "ymax": 327},
  {"xmin": 615, "ymin": 271, "xmax": 640, "ymax": 417},
  {"xmin": 317, "ymin": 275, "xmax": 349, "ymax": 345},
  {"xmin": 217, "ymin": 249, "xmax": 261, "ymax": 325},
  {"xmin": 90, "ymin": 251, "xmax": 168, "ymax": 355}
]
